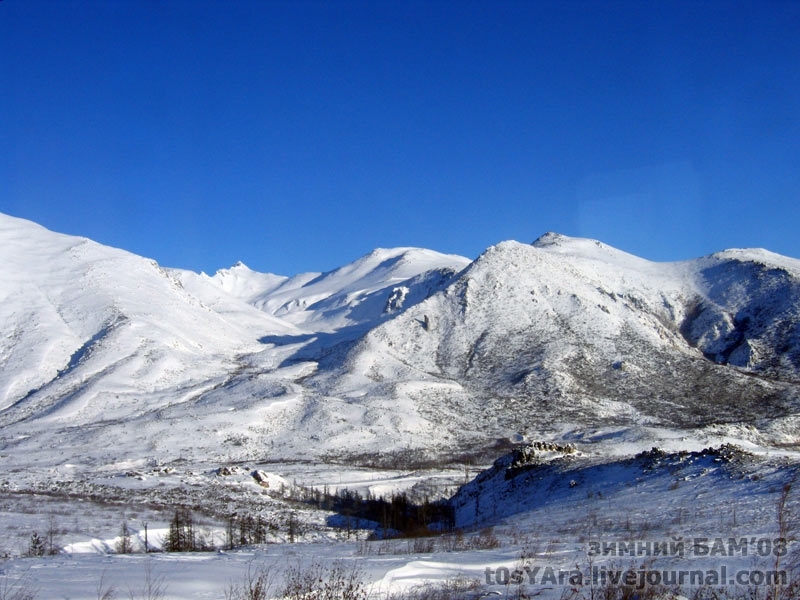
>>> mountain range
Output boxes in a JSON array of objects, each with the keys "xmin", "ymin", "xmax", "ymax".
[{"xmin": 1, "ymin": 211, "xmax": 798, "ymax": 482}]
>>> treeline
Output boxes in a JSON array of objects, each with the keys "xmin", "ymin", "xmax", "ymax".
[
  {"xmin": 18, "ymin": 482, "xmax": 457, "ymax": 557},
  {"xmin": 163, "ymin": 509, "xmax": 296, "ymax": 551},
  {"xmin": 224, "ymin": 511, "xmax": 302, "ymax": 547},
  {"xmin": 301, "ymin": 486, "xmax": 455, "ymax": 537},
  {"xmin": 163, "ymin": 509, "xmax": 215, "ymax": 552},
  {"xmin": 158, "ymin": 485, "xmax": 456, "ymax": 552}
]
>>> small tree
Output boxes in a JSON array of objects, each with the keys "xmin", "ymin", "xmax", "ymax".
[
  {"xmin": 287, "ymin": 512, "xmax": 298, "ymax": 544},
  {"xmin": 115, "ymin": 521, "xmax": 134, "ymax": 554},
  {"xmin": 163, "ymin": 509, "xmax": 195, "ymax": 552},
  {"xmin": 27, "ymin": 532, "xmax": 46, "ymax": 557},
  {"xmin": 46, "ymin": 514, "xmax": 60, "ymax": 556}
]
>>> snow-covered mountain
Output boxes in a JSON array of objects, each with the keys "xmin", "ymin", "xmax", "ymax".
[
  {"xmin": 0, "ymin": 212, "xmax": 798, "ymax": 479},
  {"xmin": 324, "ymin": 234, "xmax": 800, "ymax": 460},
  {"xmin": 0, "ymin": 214, "xmax": 298, "ymax": 417}
]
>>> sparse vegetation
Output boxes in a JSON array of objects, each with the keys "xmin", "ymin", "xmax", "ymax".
[
  {"xmin": 280, "ymin": 560, "xmax": 368, "ymax": 600},
  {"xmin": 389, "ymin": 576, "xmax": 482, "ymax": 600},
  {"xmin": 126, "ymin": 560, "xmax": 167, "ymax": 600},
  {"xmin": 225, "ymin": 513, "xmax": 278, "ymax": 549},
  {"xmin": 162, "ymin": 509, "xmax": 194, "ymax": 552},
  {"xmin": 95, "ymin": 570, "xmax": 116, "ymax": 600},
  {"xmin": 0, "ymin": 574, "xmax": 37, "ymax": 600},
  {"xmin": 115, "ymin": 520, "xmax": 134, "ymax": 554},
  {"xmin": 162, "ymin": 509, "xmax": 209, "ymax": 553},
  {"xmin": 223, "ymin": 563, "xmax": 275, "ymax": 600}
]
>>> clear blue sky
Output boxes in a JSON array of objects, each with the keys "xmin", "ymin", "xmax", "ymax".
[{"xmin": 2, "ymin": 1, "xmax": 799, "ymax": 275}]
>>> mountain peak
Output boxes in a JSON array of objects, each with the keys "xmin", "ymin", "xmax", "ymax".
[
  {"xmin": 531, "ymin": 231, "xmax": 572, "ymax": 247},
  {"xmin": 706, "ymin": 247, "xmax": 800, "ymax": 275},
  {"xmin": 531, "ymin": 231, "xmax": 618, "ymax": 254}
]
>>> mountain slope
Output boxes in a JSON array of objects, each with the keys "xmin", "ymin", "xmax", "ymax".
[
  {"xmin": 0, "ymin": 213, "xmax": 299, "ymax": 425},
  {"xmin": 311, "ymin": 235, "xmax": 800, "ymax": 459},
  {"xmin": 0, "ymin": 213, "xmax": 473, "ymax": 471},
  {"xmin": 0, "ymin": 213, "xmax": 798, "ymax": 479},
  {"xmin": 206, "ymin": 247, "xmax": 471, "ymax": 332}
]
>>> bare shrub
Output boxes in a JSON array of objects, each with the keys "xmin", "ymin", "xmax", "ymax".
[
  {"xmin": 438, "ymin": 530, "xmax": 466, "ymax": 552},
  {"xmin": 409, "ymin": 537, "xmax": 435, "ymax": 554},
  {"xmin": 126, "ymin": 560, "xmax": 167, "ymax": 600},
  {"xmin": 469, "ymin": 527, "xmax": 500, "ymax": 550},
  {"xmin": 223, "ymin": 563, "xmax": 275, "ymax": 600},
  {"xmin": 390, "ymin": 576, "xmax": 482, "ymax": 600},
  {"xmin": 0, "ymin": 574, "xmax": 37, "ymax": 600},
  {"xmin": 95, "ymin": 570, "xmax": 116, "ymax": 600},
  {"xmin": 281, "ymin": 560, "xmax": 368, "ymax": 600}
]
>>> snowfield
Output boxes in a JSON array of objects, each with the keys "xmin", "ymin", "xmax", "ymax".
[{"xmin": 0, "ymin": 212, "xmax": 799, "ymax": 598}]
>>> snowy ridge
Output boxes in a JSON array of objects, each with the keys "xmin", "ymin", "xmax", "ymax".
[
  {"xmin": 210, "ymin": 246, "xmax": 471, "ymax": 332},
  {"xmin": 320, "ymin": 237, "xmax": 800, "ymax": 462},
  {"xmin": 0, "ymin": 212, "xmax": 798, "ymax": 479},
  {"xmin": 202, "ymin": 261, "xmax": 289, "ymax": 304},
  {"xmin": 0, "ymin": 214, "xmax": 299, "ymax": 423}
]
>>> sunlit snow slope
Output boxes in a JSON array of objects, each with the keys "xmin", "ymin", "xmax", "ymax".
[
  {"xmin": 316, "ymin": 234, "xmax": 800, "ymax": 457},
  {"xmin": 0, "ymin": 214, "xmax": 299, "ymax": 419},
  {"xmin": 0, "ymin": 213, "xmax": 798, "ymax": 475}
]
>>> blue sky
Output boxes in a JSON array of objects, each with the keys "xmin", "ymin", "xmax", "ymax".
[{"xmin": 2, "ymin": 1, "xmax": 799, "ymax": 275}]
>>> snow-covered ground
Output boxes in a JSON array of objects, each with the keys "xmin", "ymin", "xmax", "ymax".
[{"xmin": 1, "ymin": 447, "xmax": 797, "ymax": 599}]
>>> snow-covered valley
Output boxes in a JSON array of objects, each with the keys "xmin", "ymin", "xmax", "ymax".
[{"xmin": 1, "ymin": 211, "xmax": 799, "ymax": 598}]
